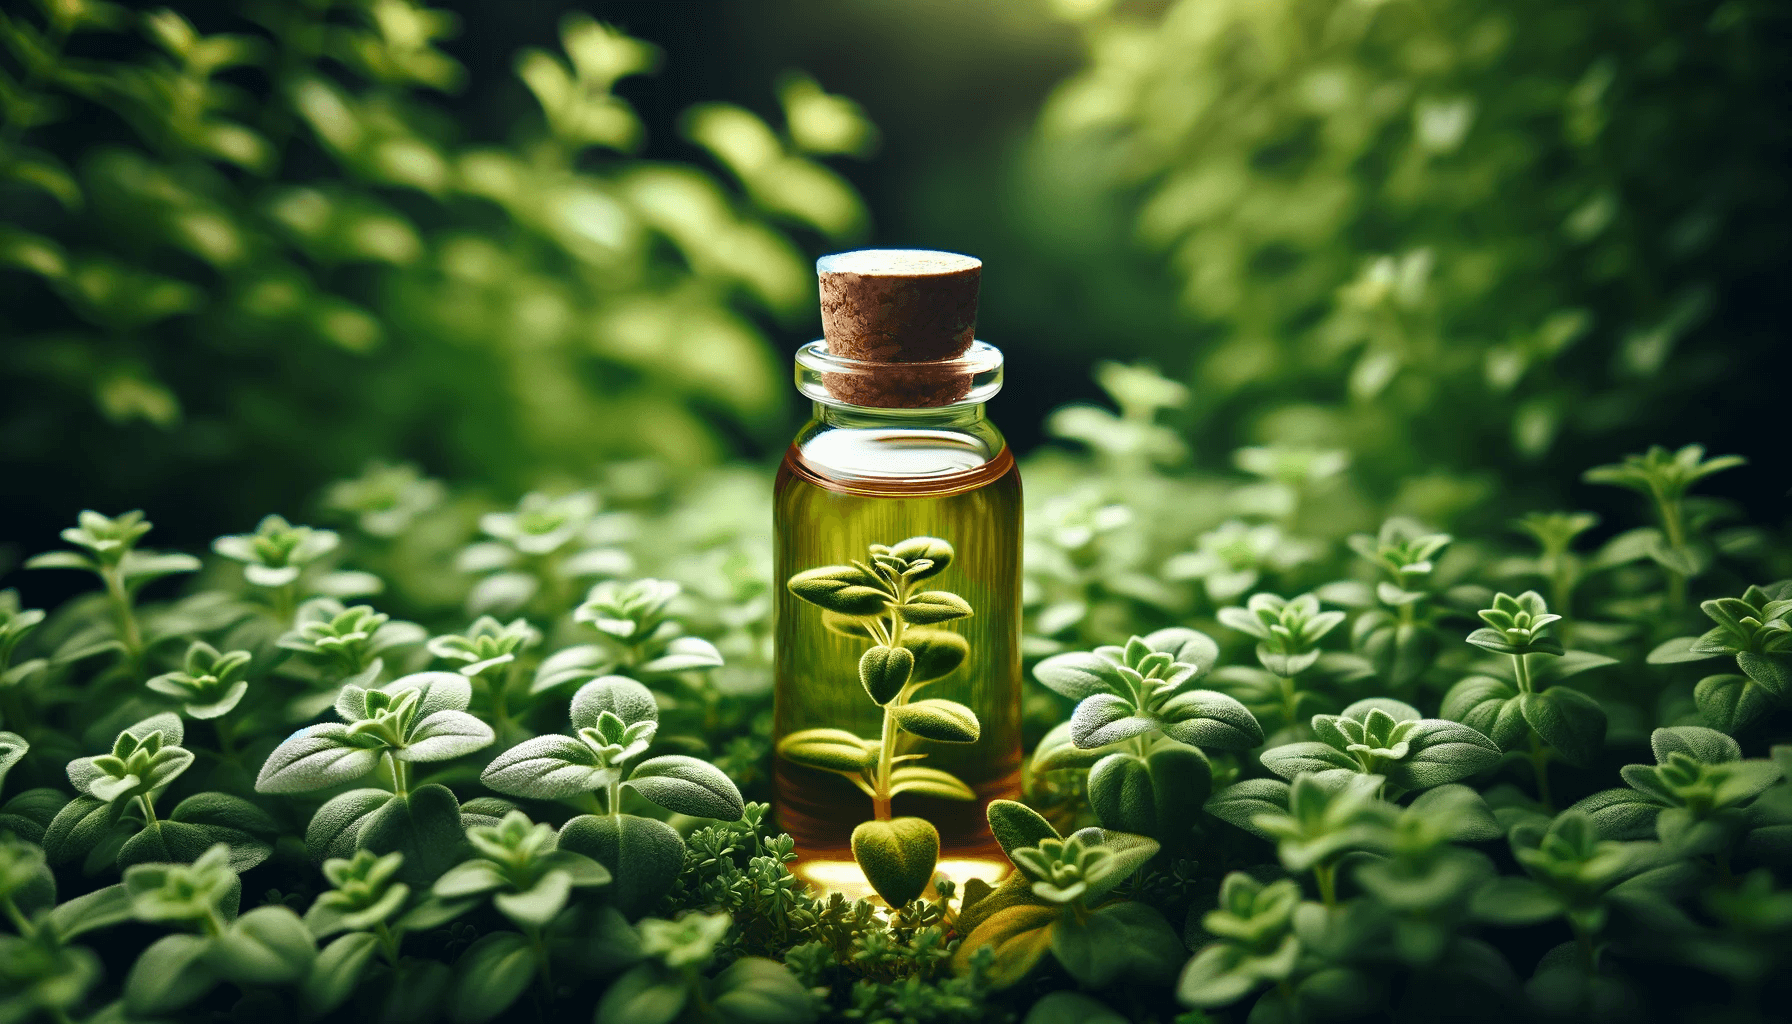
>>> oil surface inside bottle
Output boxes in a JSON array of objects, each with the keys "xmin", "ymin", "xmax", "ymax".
[{"xmin": 773, "ymin": 428, "xmax": 1022, "ymax": 900}]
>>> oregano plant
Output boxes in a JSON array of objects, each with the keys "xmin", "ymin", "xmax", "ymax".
[{"xmin": 779, "ymin": 537, "xmax": 982, "ymax": 907}]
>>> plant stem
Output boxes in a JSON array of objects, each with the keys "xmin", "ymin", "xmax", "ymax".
[
  {"xmin": 1511, "ymin": 653, "xmax": 1534, "ymax": 694},
  {"xmin": 1278, "ymin": 674, "xmax": 1298, "ymax": 726},
  {"xmin": 607, "ymin": 774, "xmax": 622, "ymax": 817},
  {"xmin": 100, "ymin": 564, "xmax": 144, "ymax": 667},
  {"xmin": 389, "ymin": 754, "xmax": 410, "ymax": 799},
  {"xmin": 873, "ymin": 703, "xmax": 896, "ymax": 821},
  {"xmin": 871, "ymin": 597, "xmax": 907, "ymax": 821},
  {"xmin": 1528, "ymin": 729, "xmax": 1554, "ymax": 813},
  {"xmin": 1, "ymin": 893, "xmax": 33, "ymax": 936},
  {"xmin": 1314, "ymin": 862, "xmax": 1337, "ymax": 907},
  {"xmin": 1653, "ymin": 489, "xmax": 1689, "ymax": 616},
  {"xmin": 272, "ymin": 582, "xmax": 298, "ymax": 625},
  {"xmin": 1573, "ymin": 920, "xmax": 1597, "ymax": 973},
  {"xmin": 138, "ymin": 793, "xmax": 158, "ymax": 826},
  {"xmin": 213, "ymin": 715, "xmax": 236, "ymax": 759},
  {"xmin": 374, "ymin": 922, "xmax": 402, "ymax": 966}
]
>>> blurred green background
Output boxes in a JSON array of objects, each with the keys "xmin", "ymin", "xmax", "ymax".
[{"xmin": 2, "ymin": 0, "xmax": 1787, "ymax": 567}]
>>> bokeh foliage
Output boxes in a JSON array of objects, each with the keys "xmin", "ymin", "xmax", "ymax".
[
  {"xmin": 0, "ymin": 0, "xmax": 874, "ymax": 528},
  {"xmin": 999, "ymin": 0, "xmax": 1786, "ymax": 512}
]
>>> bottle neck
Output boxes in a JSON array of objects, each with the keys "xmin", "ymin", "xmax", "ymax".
[
  {"xmin": 791, "ymin": 398, "xmax": 1007, "ymax": 492},
  {"xmin": 812, "ymin": 400, "xmax": 992, "ymax": 431}
]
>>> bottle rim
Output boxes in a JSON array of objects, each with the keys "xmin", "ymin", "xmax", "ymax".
[{"xmin": 794, "ymin": 339, "xmax": 1003, "ymax": 409}]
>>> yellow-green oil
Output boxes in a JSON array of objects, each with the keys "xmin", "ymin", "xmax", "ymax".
[{"xmin": 773, "ymin": 444, "xmax": 1022, "ymax": 898}]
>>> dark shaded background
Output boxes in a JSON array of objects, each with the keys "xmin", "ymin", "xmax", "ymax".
[{"xmin": 2, "ymin": 0, "xmax": 1787, "ymax": 594}]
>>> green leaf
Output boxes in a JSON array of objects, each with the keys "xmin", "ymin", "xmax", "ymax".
[
  {"xmin": 1694, "ymin": 673, "xmax": 1777, "ymax": 734},
  {"xmin": 208, "ymin": 905, "xmax": 316, "ymax": 986},
  {"xmin": 1069, "ymin": 828, "xmax": 1160, "ymax": 904},
  {"xmin": 987, "ymin": 800, "xmax": 1060, "ymax": 859},
  {"xmin": 1384, "ymin": 720, "xmax": 1502, "ymax": 790},
  {"xmin": 851, "ymin": 816, "xmax": 938, "ymax": 908},
  {"xmin": 255, "ymin": 723, "xmax": 382, "ymax": 793},
  {"xmin": 1024, "ymin": 992, "xmax": 1128, "ymax": 1024},
  {"xmin": 125, "ymin": 933, "xmax": 219, "ymax": 1015},
  {"xmin": 304, "ymin": 932, "xmax": 380, "ymax": 1016},
  {"xmin": 902, "ymin": 628, "xmax": 969, "ymax": 683},
  {"xmin": 494, "ymin": 872, "xmax": 574, "ymax": 929},
  {"xmin": 899, "ymin": 591, "xmax": 973, "ymax": 624},
  {"xmin": 624, "ymin": 755, "xmax": 745, "ymax": 820},
  {"xmin": 952, "ymin": 902, "xmax": 1057, "ymax": 989},
  {"xmin": 887, "ymin": 765, "xmax": 976, "ymax": 800},
  {"xmin": 858, "ymin": 644, "xmax": 913, "ymax": 705},
  {"xmin": 1070, "ymin": 694, "xmax": 1155, "ymax": 748},
  {"xmin": 891, "ymin": 699, "xmax": 980, "ymax": 743},
  {"xmin": 1519, "ymin": 688, "xmax": 1607, "ymax": 768},
  {"xmin": 708, "ymin": 956, "xmax": 818, "ymax": 1024},
  {"xmin": 1652, "ymin": 725, "xmax": 1741, "ymax": 765},
  {"xmin": 44, "ymin": 884, "xmax": 134, "ymax": 940},
  {"xmin": 1261, "ymin": 742, "xmax": 1358, "ymax": 780},
  {"xmin": 888, "ymin": 537, "xmax": 955, "ymax": 579},
  {"xmin": 1470, "ymin": 876, "xmax": 1566, "ymax": 925},
  {"xmin": 558, "ymin": 813, "xmax": 685, "ymax": 919},
  {"xmin": 358, "ymin": 784, "xmax": 469, "ymax": 886},
  {"xmin": 42, "ymin": 796, "xmax": 122, "ymax": 866},
  {"xmin": 1646, "ymin": 636, "xmax": 1720, "ymax": 664},
  {"xmin": 594, "ymin": 963, "xmax": 688, "ymax": 1024},
  {"xmin": 1737, "ymin": 652, "xmax": 1792, "ymax": 696},
  {"xmin": 1441, "ymin": 675, "xmax": 1527, "ymax": 751},
  {"xmin": 480, "ymin": 735, "xmax": 607, "ymax": 799},
  {"xmin": 306, "ymin": 788, "xmax": 394, "ymax": 862},
  {"xmin": 1205, "ymin": 779, "xmax": 1291, "ymax": 842},
  {"xmin": 1087, "ymin": 753, "xmax": 1155, "ymax": 835},
  {"xmin": 1177, "ymin": 935, "xmax": 1300, "ymax": 1007},
  {"xmin": 1051, "ymin": 905, "xmax": 1128, "ymax": 987},
  {"xmin": 449, "ymin": 931, "xmax": 536, "ymax": 1024},
  {"xmin": 1157, "ymin": 689, "xmax": 1265, "ymax": 750},
  {"xmin": 1033, "ymin": 651, "xmax": 1123, "ymax": 701},
  {"xmin": 777, "ymin": 728, "xmax": 876, "ymax": 774},
  {"xmin": 787, "ymin": 566, "xmax": 890, "ymax": 615}
]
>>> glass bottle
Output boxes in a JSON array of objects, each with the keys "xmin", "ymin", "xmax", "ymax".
[{"xmin": 773, "ymin": 250, "xmax": 1022, "ymax": 898}]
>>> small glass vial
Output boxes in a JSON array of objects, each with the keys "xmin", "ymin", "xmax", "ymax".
[{"xmin": 773, "ymin": 250, "xmax": 1022, "ymax": 898}]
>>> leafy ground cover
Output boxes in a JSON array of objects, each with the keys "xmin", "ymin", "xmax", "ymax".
[{"xmin": 1, "ymin": 365, "xmax": 1788, "ymax": 1023}]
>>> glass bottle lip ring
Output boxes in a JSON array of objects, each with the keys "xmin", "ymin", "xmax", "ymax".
[{"xmin": 794, "ymin": 339, "xmax": 1004, "ymax": 408}]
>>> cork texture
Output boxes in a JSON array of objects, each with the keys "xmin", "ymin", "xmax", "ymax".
[{"xmin": 815, "ymin": 249, "xmax": 981, "ymax": 407}]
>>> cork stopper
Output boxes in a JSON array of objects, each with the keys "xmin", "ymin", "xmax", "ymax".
[{"xmin": 815, "ymin": 249, "xmax": 982, "ymax": 407}]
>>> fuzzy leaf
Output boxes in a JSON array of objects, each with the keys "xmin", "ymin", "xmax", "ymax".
[
  {"xmin": 1070, "ymin": 693, "xmax": 1155, "ymax": 748},
  {"xmin": 305, "ymin": 789, "xmax": 394, "ymax": 862},
  {"xmin": 851, "ymin": 816, "xmax": 938, "ymax": 908},
  {"xmin": 449, "ymin": 931, "xmax": 536, "ymax": 1024},
  {"xmin": 481, "ymin": 735, "xmax": 608, "ymax": 799},
  {"xmin": 903, "ymin": 628, "xmax": 969, "ymax": 683},
  {"xmin": 209, "ymin": 905, "xmax": 316, "ymax": 986},
  {"xmin": 558, "ymin": 813, "xmax": 684, "ymax": 919},
  {"xmin": 898, "ymin": 591, "xmax": 973, "ymax": 625},
  {"xmin": 787, "ymin": 566, "xmax": 890, "ymax": 615},
  {"xmin": 1033, "ymin": 651, "xmax": 1123, "ymax": 701},
  {"xmin": 1694, "ymin": 673, "xmax": 1776, "ymax": 734},
  {"xmin": 888, "ymin": 765, "xmax": 976, "ymax": 800},
  {"xmin": 891, "ymin": 699, "xmax": 981, "ymax": 743},
  {"xmin": 1157, "ymin": 690, "xmax": 1265, "ymax": 750},
  {"xmin": 256, "ymin": 724, "xmax": 381, "ymax": 793},
  {"xmin": 400, "ymin": 710, "xmax": 494, "ymax": 761},
  {"xmin": 859, "ymin": 645, "xmax": 913, "ymax": 705},
  {"xmin": 987, "ymin": 800, "xmax": 1060, "ymax": 859},
  {"xmin": 304, "ymin": 933, "xmax": 381, "ymax": 1016},
  {"xmin": 624, "ymin": 755, "xmax": 745, "ymax": 820},
  {"xmin": 571, "ymin": 675, "xmax": 660, "ymax": 729},
  {"xmin": 777, "ymin": 728, "xmax": 876, "ymax": 774},
  {"xmin": 1519, "ymin": 688, "xmax": 1607, "ymax": 768},
  {"xmin": 953, "ymin": 902, "xmax": 1057, "ymax": 989}
]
